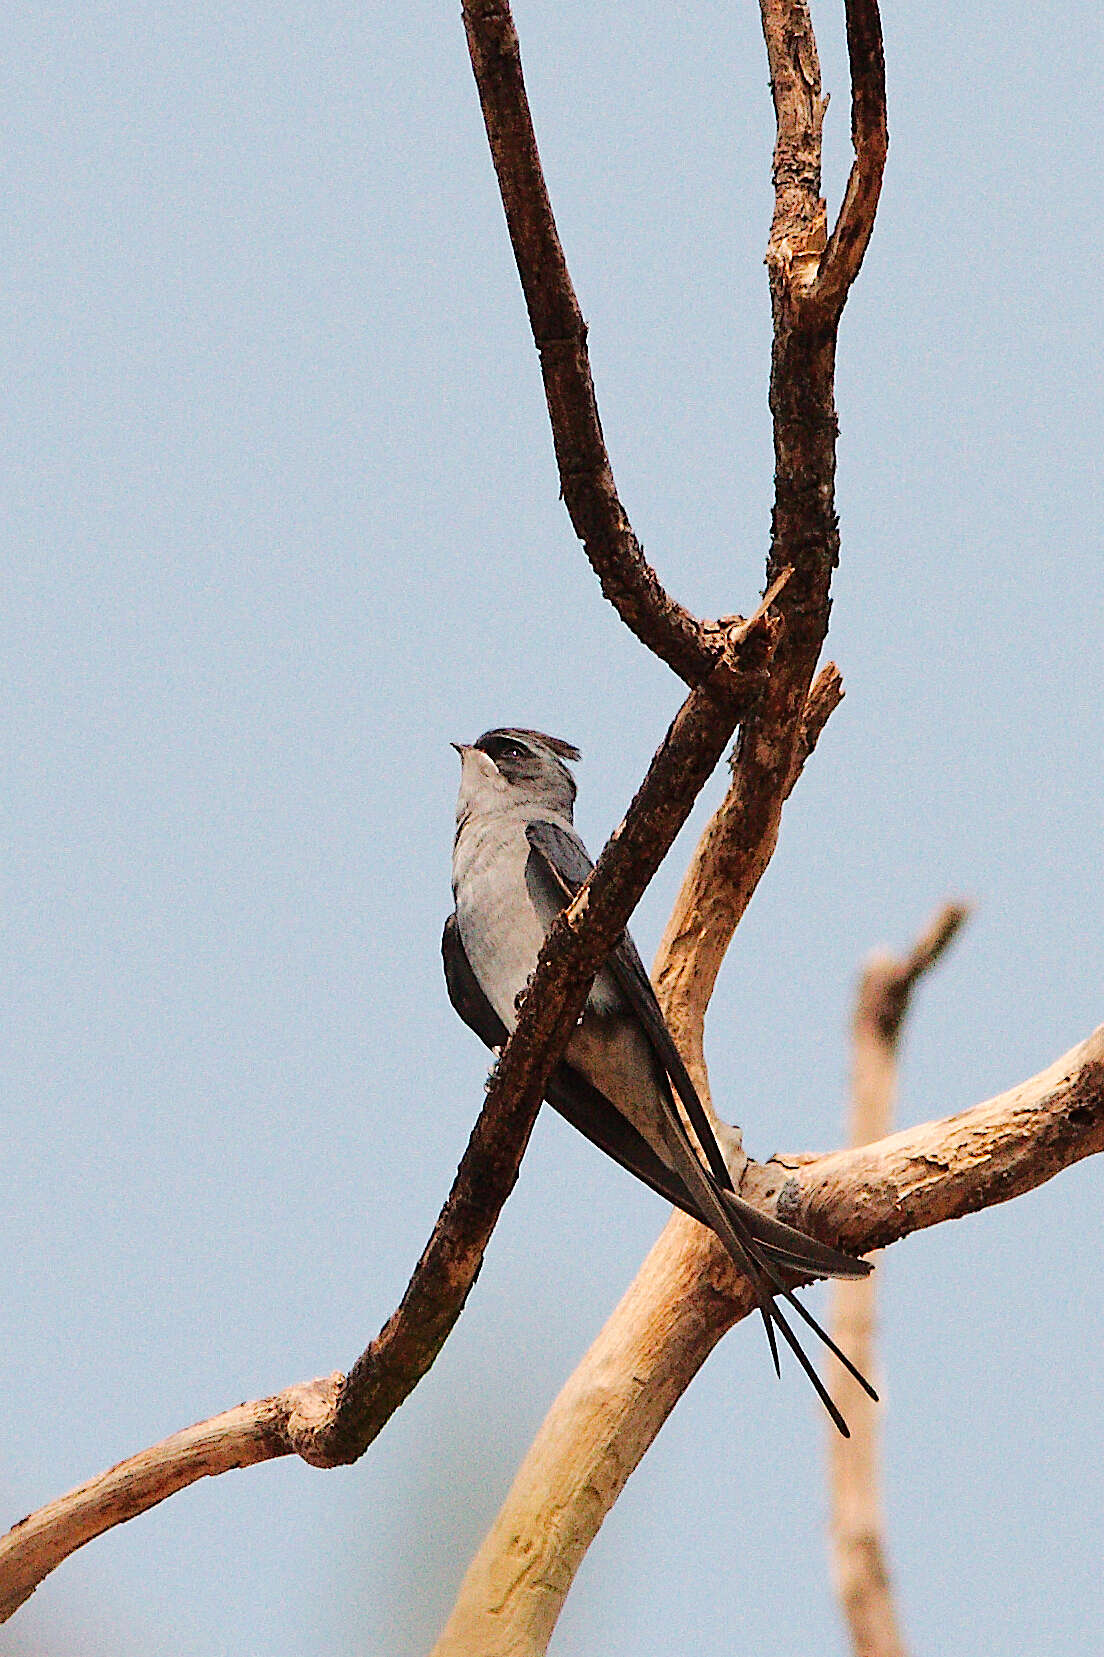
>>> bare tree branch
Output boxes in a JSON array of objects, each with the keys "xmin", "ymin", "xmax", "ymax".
[
  {"xmin": 752, "ymin": 1027, "xmax": 1103, "ymax": 1244},
  {"xmin": 653, "ymin": 0, "xmax": 888, "ymax": 1099},
  {"xmin": 760, "ymin": 0, "xmax": 830, "ymax": 270},
  {"xmin": 429, "ymin": 1025, "xmax": 1104, "ymax": 1657},
  {"xmin": 2, "ymin": 0, "xmax": 880, "ymax": 1616},
  {"xmin": 0, "ymin": 1388, "xmax": 328, "ymax": 1625},
  {"xmin": 796, "ymin": 659, "xmax": 846, "ymax": 775},
  {"xmin": 829, "ymin": 902, "xmax": 968, "ymax": 1657},
  {"xmin": 460, "ymin": 0, "xmax": 725, "ymax": 684},
  {"xmin": 0, "ymin": 595, "xmax": 784, "ymax": 1624},
  {"xmin": 304, "ymin": 601, "xmax": 782, "ymax": 1472}
]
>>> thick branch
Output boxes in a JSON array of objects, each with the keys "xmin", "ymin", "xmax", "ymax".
[
  {"xmin": 461, "ymin": 0, "xmax": 722, "ymax": 684},
  {"xmin": 429, "ymin": 1208, "xmax": 736, "ymax": 1657},
  {"xmin": 430, "ymin": 1026, "xmax": 1104, "ymax": 1656},
  {"xmin": 659, "ymin": 0, "xmax": 886, "ymax": 1107},
  {"xmin": 750, "ymin": 1027, "xmax": 1104, "ymax": 1245},
  {"xmin": 829, "ymin": 903, "xmax": 967, "ymax": 1657}
]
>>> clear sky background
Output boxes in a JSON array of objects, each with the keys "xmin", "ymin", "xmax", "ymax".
[{"xmin": 4, "ymin": 2, "xmax": 1101, "ymax": 1654}]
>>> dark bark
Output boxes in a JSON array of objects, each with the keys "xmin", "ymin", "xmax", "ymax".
[
  {"xmin": 460, "ymin": 0, "xmax": 727, "ymax": 685},
  {"xmin": 301, "ymin": 607, "xmax": 781, "ymax": 1464}
]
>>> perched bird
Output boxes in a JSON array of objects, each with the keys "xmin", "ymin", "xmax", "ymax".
[{"xmin": 443, "ymin": 726, "xmax": 876, "ymax": 1433}]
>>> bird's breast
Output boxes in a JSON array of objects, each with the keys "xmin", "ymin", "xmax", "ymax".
[{"xmin": 453, "ymin": 816, "xmax": 547, "ymax": 1033}]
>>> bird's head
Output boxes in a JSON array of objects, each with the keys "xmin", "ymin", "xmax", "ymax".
[{"xmin": 452, "ymin": 728, "xmax": 580, "ymax": 823}]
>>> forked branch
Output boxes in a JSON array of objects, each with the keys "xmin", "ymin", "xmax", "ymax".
[
  {"xmin": 461, "ymin": 0, "xmax": 725, "ymax": 684},
  {"xmin": 814, "ymin": 0, "xmax": 889, "ymax": 314}
]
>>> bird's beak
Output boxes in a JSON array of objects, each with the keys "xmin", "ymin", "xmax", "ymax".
[{"xmin": 451, "ymin": 742, "xmax": 470, "ymax": 758}]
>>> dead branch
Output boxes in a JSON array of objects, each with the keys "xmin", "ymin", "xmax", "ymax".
[
  {"xmin": 0, "ymin": 594, "xmax": 784, "ymax": 1624},
  {"xmin": 305, "ymin": 607, "xmax": 782, "ymax": 1473},
  {"xmin": 813, "ymin": 0, "xmax": 889, "ymax": 315},
  {"xmin": 2, "ymin": 0, "xmax": 875, "ymax": 1616},
  {"xmin": 829, "ymin": 902, "xmax": 968, "ymax": 1657},
  {"xmin": 429, "ymin": 1024, "xmax": 1104, "ymax": 1657},
  {"xmin": 460, "ymin": 0, "xmax": 725, "ymax": 684},
  {"xmin": 797, "ymin": 660, "xmax": 846, "ymax": 772},
  {"xmin": 429, "ymin": 7, "xmax": 895, "ymax": 1643},
  {"xmin": 0, "ymin": 1388, "xmax": 328, "ymax": 1626}
]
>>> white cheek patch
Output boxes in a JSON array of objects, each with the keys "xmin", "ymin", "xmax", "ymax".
[{"xmin": 457, "ymin": 748, "xmax": 511, "ymax": 819}]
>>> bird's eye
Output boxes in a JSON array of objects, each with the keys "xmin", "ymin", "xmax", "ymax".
[{"xmin": 476, "ymin": 732, "xmax": 532, "ymax": 768}]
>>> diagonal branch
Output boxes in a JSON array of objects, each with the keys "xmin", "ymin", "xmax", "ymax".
[
  {"xmin": 829, "ymin": 902, "xmax": 968, "ymax": 1657},
  {"xmin": 428, "ymin": 1025, "xmax": 1104, "ymax": 1657},
  {"xmin": 2, "ymin": 0, "xmax": 892, "ymax": 1635},
  {"xmin": 0, "ymin": 599, "xmax": 783, "ymax": 1626},
  {"xmin": 306, "ymin": 600, "xmax": 782, "ymax": 1470},
  {"xmin": 461, "ymin": 0, "xmax": 723, "ymax": 685},
  {"xmin": 424, "ymin": 17, "xmax": 893, "ymax": 1639}
]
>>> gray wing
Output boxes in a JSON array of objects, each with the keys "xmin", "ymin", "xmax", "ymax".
[
  {"xmin": 524, "ymin": 819, "xmax": 871, "ymax": 1271},
  {"xmin": 523, "ymin": 817, "xmax": 878, "ymax": 1432},
  {"xmin": 522, "ymin": 821, "xmax": 733, "ymax": 1184},
  {"xmin": 442, "ymin": 914, "xmax": 711, "ymax": 1222}
]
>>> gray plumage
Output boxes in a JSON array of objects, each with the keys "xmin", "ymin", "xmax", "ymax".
[{"xmin": 445, "ymin": 727, "xmax": 876, "ymax": 1432}]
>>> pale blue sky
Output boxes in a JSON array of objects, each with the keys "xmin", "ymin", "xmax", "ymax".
[{"xmin": 4, "ymin": 3, "xmax": 1101, "ymax": 1654}]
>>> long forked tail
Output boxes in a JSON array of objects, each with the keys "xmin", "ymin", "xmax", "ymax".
[{"xmin": 715, "ymin": 1187, "xmax": 878, "ymax": 1436}]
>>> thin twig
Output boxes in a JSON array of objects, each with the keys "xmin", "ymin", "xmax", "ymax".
[
  {"xmin": 829, "ymin": 902, "xmax": 967, "ymax": 1657},
  {"xmin": 460, "ymin": 0, "xmax": 724, "ymax": 685},
  {"xmin": 794, "ymin": 661, "xmax": 845, "ymax": 781},
  {"xmin": 812, "ymin": 0, "xmax": 889, "ymax": 316}
]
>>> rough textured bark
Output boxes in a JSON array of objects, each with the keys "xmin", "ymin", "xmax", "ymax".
[
  {"xmin": 653, "ymin": 0, "xmax": 886, "ymax": 1093},
  {"xmin": 829, "ymin": 903, "xmax": 968, "ymax": 1657},
  {"xmin": 460, "ymin": 0, "xmax": 726, "ymax": 684}
]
